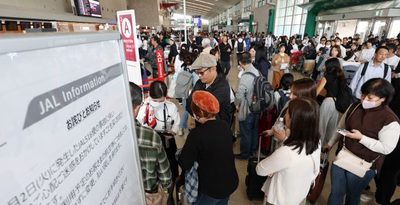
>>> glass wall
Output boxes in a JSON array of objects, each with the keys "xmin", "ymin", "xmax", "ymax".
[
  {"xmin": 388, "ymin": 18, "xmax": 400, "ymax": 38},
  {"xmin": 335, "ymin": 20, "xmax": 357, "ymax": 39},
  {"xmin": 274, "ymin": 0, "xmax": 308, "ymax": 36},
  {"xmin": 372, "ymin": 19, "xmax": 387, "ymax": 38},
  {"xmin": 355, "ymin": 20, "xmax": 372, "ymax": 42}
]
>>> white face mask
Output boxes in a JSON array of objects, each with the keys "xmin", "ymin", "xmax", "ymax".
[
  {"xmin": 150, "ymin": 100, "xmax": 164, "ymax": 108},
  {"xmin": 362, "ymin": 99, "xmax": 380, "ymax": 109},
  {"xmin": 326, "ymin": 45, "xmax": 331, "ymax": 48}
]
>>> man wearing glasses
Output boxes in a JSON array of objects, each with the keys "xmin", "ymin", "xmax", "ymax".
[{"xmin": 186, "ymin": 53, "xmax": 232, "ymax": 125}]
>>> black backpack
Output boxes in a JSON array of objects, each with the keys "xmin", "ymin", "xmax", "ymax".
[
  {"xmin": 242, "ymin": 72, "xmax": 275, "ymax": 113},
  {"xmin": 238, "ymin": 41, "xmax": 244, "ymax": 53},
  {"xmin": 277, "ymin": 90, "xmax": 290, "ymax": 114},
  {"xmin": 333, "ymin": 80, "xmax": 354, "ymax": 113}
]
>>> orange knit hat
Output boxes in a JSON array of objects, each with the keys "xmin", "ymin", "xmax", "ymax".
[{"xmin": 192, "ymin": 91, "xmax": 219, "ymax": 114}]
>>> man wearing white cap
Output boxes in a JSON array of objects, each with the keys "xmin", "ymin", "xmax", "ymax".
[{"xmin": 186, "ymin": 53, "xmax": 232, "ymax": 125}]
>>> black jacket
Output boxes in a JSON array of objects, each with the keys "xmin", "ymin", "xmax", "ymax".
[
  {"xmin": 186, "ymin": 74, "xmax": 231, "ymax": 124},
  {"xmin": 178, "ymin": 120, "xmax": 238, "ymax": 199},
  {"xmin": 168, "ymin": 44, "xmax": 178, "ymax": 64},
  {"xmin": 218, "ymin": 42, "xmax": 232, "ymax": 62}
]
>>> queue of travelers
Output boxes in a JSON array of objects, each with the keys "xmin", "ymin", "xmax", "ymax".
[{"xmin": 132, "ymin": 30, "xmax": 400, "ymax": 205}]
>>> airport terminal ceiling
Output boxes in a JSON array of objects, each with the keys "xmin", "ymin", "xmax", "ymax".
[{"xmin": 169, "ymin": 0, "xmax": 243, "ymax": 18}]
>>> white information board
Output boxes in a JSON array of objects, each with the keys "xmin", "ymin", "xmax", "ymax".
[{"xmin": 0, "ymin": 32, "xmax": 146, "ymax": 205}]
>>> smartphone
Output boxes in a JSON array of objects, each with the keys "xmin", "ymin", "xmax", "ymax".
[{"xmin": 337, "ymin": 129, "xmax": 350, "ymax": 136}]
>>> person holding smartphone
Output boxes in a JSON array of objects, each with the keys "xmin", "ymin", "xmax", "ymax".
[{"xmin": 326, "ymin": 78, "xmax": 400, "ymax": 205}]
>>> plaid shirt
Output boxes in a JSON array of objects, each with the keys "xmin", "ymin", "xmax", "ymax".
[
  {"xmin": 136, "ymin": 123, "xmax": 172, "ymax": 192},
  {"xmin": 185, "ymin": 162, "xmax": 199, "ymax": 203}
]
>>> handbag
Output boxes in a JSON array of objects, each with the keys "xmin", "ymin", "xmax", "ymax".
[
  {"xmin": 145, "ymin": 186, "xmax": 168, "ymax": 205},
  {"xmin": 307, "ymin": 152, "xmax": 330, "ymax": 203},
  {"xmin": 333, "ymin": 145, "xmax": 378, "ymax": 178},
  {"xmin": 333, "ymin": 103, "xmax": 379, "ymax": 178}
]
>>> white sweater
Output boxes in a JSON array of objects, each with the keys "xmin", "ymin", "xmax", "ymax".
[{"xmin": 256, "ymin": 144, "xmax": 321, "ymax": 205}]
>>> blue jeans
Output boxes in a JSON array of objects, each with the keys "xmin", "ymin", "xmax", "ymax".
[
  {"xmin": 328, "ymin": 164, "xmax": 376, "ymax": 205},
  {"xmin": 239, "ymin": 113, "xmax": 258, "ymax": 158},
  {"xmin": 195, "ymin": 192, "xmax": 229, "ymax": 205},
  {"xmin": 179, "ymin": 98, "xmax": 188, "ymax": 129}
]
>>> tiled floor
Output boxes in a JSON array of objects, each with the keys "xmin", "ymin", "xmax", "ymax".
[{"xmin": 172, "ymin": 56, "xmax": 400, "ymax": 205}]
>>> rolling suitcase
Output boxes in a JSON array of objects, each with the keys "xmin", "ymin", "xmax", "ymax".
[{"xmin": 245, "ymin": 137, "xmax": 269, "ymax": 200}]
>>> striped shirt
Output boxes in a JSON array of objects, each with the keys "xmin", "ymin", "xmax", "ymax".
[{"xmin": 136, "ymin": 123, "xmax": 172, "ymax": 192}]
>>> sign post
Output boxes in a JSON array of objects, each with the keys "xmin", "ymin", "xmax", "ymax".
[
  {"xmin": 117, "ymin": 10, "xmax": 142, "ymax": 86},
  {"xmin": 0, "ymin": 32, "xmax": 146, "ymax": 205},
  {"xmin": 155, "ymin": 48, "xmax": 165, "ymax": 81}
]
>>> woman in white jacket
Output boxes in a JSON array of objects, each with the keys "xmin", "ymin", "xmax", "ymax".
[{"xmin": 256, "ymin": 97, "xmax": 321, "ymax": 205}]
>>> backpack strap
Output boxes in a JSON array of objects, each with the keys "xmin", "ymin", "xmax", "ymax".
[
  {"xmin": 361, "ymin": 62, "xmax": 369, "ymax": 77},
  {"xmin": 278, "ymin": 90, "xmax": 285, "ymax": 98},
  {"xmin": 345, "ymin": 102, "xmax": 361, "ymax": 122},
  {"xmin": 242, "ymin": 71, "xmax": 257, "ymax": 79},
  {"xmin": 384, "ymin": 63, "xmax": 389, "ymax": 79},
  {"xmin": 163, "ymin": 103, "xmax": 167, "ymax": 132},
  {"xmin": 353, "ymin": 62, "xmax": 369, "ymax": 97}
]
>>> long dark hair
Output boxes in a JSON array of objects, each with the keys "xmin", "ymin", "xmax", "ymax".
[
  {"xmin": 325, "ymin": 58, "xmax": 345, "ymax": 81},
  {"xmin": 291, "ymin": 78, "xmax": 316, "ymax": 99},
  {"xmin": 284, "ymin": 97, "xmax": 320, "ymax": 155}
]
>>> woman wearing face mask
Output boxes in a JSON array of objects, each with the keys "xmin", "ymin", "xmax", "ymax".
[
  {"xmin": 272, "ymin": 44, "xmax": 290, "ymax": 89},
  {"xmin": 326, "ymin": 78, "xmax": 400, "ymax": 205},
  {"xmin": 179, "ymin": 91, "xmax": 238, "ymax": 205},
  {"xmin": 137, "ymin": 80, "xmax": 181, "ymax": 204}
]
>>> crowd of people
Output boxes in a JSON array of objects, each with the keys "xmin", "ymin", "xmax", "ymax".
[{"xmin": 130, "ymin": 30, "xmax": 400, "ymax": 205}]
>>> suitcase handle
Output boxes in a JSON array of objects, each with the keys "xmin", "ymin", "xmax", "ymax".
[{"xmin": 257, "ymin": 135, "xmax": 277, "ymax": 163}]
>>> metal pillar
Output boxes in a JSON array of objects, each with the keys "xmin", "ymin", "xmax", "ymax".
[{"xmin": 184, "ymin": 0, "xmax": 187, "ymax": 44}]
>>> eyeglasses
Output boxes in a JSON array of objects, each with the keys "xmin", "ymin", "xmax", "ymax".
[{"xmin": 195, "ymin": 67, "xmax": 211, "ymax": 75}]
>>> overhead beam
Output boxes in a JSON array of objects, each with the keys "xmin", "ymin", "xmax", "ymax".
[{"xmin": 171, "ymin": 0, "xmax": 213, "ymax": 9}]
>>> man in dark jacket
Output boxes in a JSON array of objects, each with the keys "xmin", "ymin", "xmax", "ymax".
[
  {"xmin": 145, "ymin": 36, "xmax": 164, "ymax": 78},
  {"xmin": 186, "ymin": 53, "xmax": 231, "ymax": 125},
  {"xmin": 168, "ymin": 38, "xmax": 178, "ymax": 66},
  {"xmin": 218, "ymin": 35, "xmax": 232, "ymax": 76}
]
